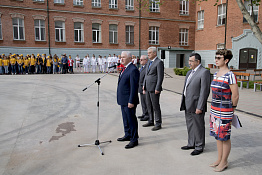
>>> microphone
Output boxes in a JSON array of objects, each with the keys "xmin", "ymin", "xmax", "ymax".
[{"xmin": 108, "ymin": 65, "xmax": 117, "ymax": 69}]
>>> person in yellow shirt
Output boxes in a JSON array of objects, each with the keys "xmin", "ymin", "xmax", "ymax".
[
  {"xmin": 30, "ymin": 55, "xmax": 36, "ymax": 74},
  {"xmin": 23, "ymin": 56, "xmax": 30, "ymax": 74},
  {"xmin": 46, "ymin": 55, "xmax": 53, "ymax": 74},
  {"xmin": 17, "ymin": 55, "xmax": 24, "ymax": 74},
  {"xmin": 58, "ymin": 56, "xmax": 62, "ymax": 74},
  {"xmin": 42, "ymin": 54, "xmax": 46, "ymax": 74},
  {"xmin": 53, "ymin": 55, "xmax": 59, "ymax": 74},
  {"xmin": 0, "ymin": 56, "xmax": 3, "ymax": 75},
  {"xmin": 10, "ymin": 56, "xmax": 17, "ymax": 75},
  {"xmin": 3, "ymin": 56, "xmax": 9, "ymax": 74}
]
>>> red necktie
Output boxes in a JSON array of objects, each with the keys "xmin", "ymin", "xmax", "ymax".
[{"xmin": 121, "ymin": 67, "xmax": 126, "ymax": 74}]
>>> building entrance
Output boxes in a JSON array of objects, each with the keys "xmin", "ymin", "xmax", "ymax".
[
  {"xmin": 176, "ymin": 54, "xmax": 185, "ymax": 68},
  {"xmin": 239, "ymin": 48, "xmax": 257, "ymax": 69}
]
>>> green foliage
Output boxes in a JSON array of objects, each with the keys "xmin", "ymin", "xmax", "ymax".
[
  {"xmin": 237, "ymin": 80, "xmax": 262, "ymax": 90},
  {"xmin": 173, "ymin": 67, "xmax": 191, "ymax": 76}
]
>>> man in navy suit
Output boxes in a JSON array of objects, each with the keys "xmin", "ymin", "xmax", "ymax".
[{"xmin": 117, "ymin": 51, "xmax": 140, "ymax": 149}]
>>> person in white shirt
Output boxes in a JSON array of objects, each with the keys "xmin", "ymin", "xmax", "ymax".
[
  {"xmin": 102, "ymin": 56, "xmax": 107, "ymax": 73},
  {"xmin": 75, "ymin": 55, "xmax": 81, "ymax": 72},
  {"xmin": 83, "ymin": 55, "xmax": 88, "ymax": 73},
  {"xmin": 107, "ymin": 54, "xmax": 112, "ymax": 72},
  {"xmin": 113, "ymin": 54, "xmax": 118, "ymax": 72},
  {"xmin": 91, "ymin": 54, "xmax": 97, "ymax": 73},
  {"xmin": 97, "ymin": 55, "xmax": 103, "ymax": 73}
]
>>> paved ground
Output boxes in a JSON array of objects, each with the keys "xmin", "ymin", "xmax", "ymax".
[{"xmin": 0, "ymin": 69, "xmax": 262, "ymax": 175}]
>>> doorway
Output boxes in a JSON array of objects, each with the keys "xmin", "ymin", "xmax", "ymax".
[
  {"xmin": 239, "ymin": 48, "xmax": 257, "ymax": 69},
  {"xmin": 176, "ymin": 54, "xmax": 185, "ymax": 68}
]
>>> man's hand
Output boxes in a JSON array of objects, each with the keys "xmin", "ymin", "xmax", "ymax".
[
  {"xmin": 128, "ymin": 103, "xmax": 134, "ymax": 108},
  {"xmin": 155, "ymin": 90, "xmax": 160, "ymax": 94},
  {"xmin": 143, "ymin": 90, "xmax": 146, "ymax": 94},
  {"xmin": 195, "ymin": 109, "xmax": 202, "ymax": 114}
]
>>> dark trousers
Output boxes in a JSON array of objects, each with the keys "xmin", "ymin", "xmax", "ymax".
[
  {"xmin": 146, "ymin": 91, "xmax": 162, "ymax": 126},
  {"xmin": 62, "ymin": 64, "xmax": 67, "ymax": 74},
  {"xmin": 140, "ymin": 93, "xmax": 149, "ymax": 118},
  {"xmin": 121, "ymin": 105, "xmax": 139, "ymax": 143},
  {"xmin": 185, "ymin": 111, "xmax": 205, "ymax": 151}
]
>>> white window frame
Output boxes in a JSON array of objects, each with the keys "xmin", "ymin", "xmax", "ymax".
[
  {"xmin": 197, "ymin": 10, "xmax": 204, "ymax": 29},
  {"xmin": 179, "ymin": 28, "xmax": 188, "ymax": 46},
  {"xmin": 126, "ymin": 25, "xmax": 134, "ymax": 44},
  {"xmin": 150, "ymin": 0, "xmax": 160, "ymax": 12},
  {"xmin": 217, "ymin": 3, "xmax": 226, "ymax": 26},
  {"xmin": 149, "ymin": 26, "xmax": 159, "ymax": 45},
  {"xmin": 125, "ymin": 0, "xmax": 134, "ymax": 10},
  {"xmin": 54, "ymin": 0, "xmax": 64, "ymax": 4},
  {"xmin": 243, "ymin": 0, "xmax": 259, "ymax": 23},
  {"xmin": 33, "ymin": 0, "xmax": 45, "ymax": 2},
  {"xmin": 109, "ymin": 24, "xmax": 118, "ymax": 44},
  {"xmin": 73, "ymin": 0, "xmax": 83, "ymax": 6},
  {"xmin": 92, "ymin": 23, "xmax": 101, "ymax": 43},
  {"xmin": 74, "ymin": 22, "xmax": 84, "ymax": 42},
  {"xmin": 12, "ymin": 18, "xmax": 25, "ymax": 40},
  {"xmin": 55, "ymin": 21, "xmax": 65, "ymax": 42},
  {"xmin": 109, "ymin": 0, "xmax": 117, "ymax": 9},
  {"xmin": 92, "ymin": 0, "xmax": 101, "ymax": 7},
  {"xmin": 180, "ymin": 0, "xmax": 189, "ymax": 15},
  {"xmin": 34, "ymin": 19, "xmax": 46, "ymax": 41},
  {"xmin": 0, "ymin": 17, "xmax": 2, "ymax": 40}
]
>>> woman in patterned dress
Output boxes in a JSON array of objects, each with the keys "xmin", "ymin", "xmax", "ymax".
[{"xmin": 209, "ymin": 49, "xmax": 239, "ymax": 172}]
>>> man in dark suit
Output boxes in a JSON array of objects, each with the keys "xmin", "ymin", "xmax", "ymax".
[
  {"xmin": 138, "ymin": 55, "xmax": 149, "ymax": 121},
  {"xmin": 180, "ymin": 53, "xmax": 211, "ymax": 156},
  {"xmin": 143, "ymin": 47, "xmax": 164, "ymax": 131},
  {"xmin": 117, "ymin": 51, "xmax": 140, "ymax": 149}
]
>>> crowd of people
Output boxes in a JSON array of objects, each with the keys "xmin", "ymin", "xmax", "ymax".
[{"xmin": 0, "ymin": 53, "xmax": 140, "ymax": 75}]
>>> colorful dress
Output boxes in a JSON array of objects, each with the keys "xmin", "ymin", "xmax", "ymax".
[{"xmin": 210, "ymin": 71, "xmax": 237, "ymax": 141}]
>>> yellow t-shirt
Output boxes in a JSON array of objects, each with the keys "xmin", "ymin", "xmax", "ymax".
[
  {"xmin": 10, "ymin": 58, "xmax": 16, "ymax": 65},
  {"xmin": 46, "ymin": 59, "xmax": 52, "ymax": 67},
  {"xmin": 30, "ymin": 57, "xmax": 35, "ymax": 65},
  {"xmin": 3, "ymin": 60, "xmax": 9, "ymax": 66},
  {"xmin": 23, "ymin": 59, "xmax": 29, "ymax": 66},
  {"xmin": 0, "ymin": 59, "xmax": 2, "ymax": 66},
  {"xmin": 17, "ymin": 59, "xmax": 23, "ymax": 64}
]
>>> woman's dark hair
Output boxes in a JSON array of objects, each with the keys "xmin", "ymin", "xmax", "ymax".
[{"xmin": 216, "ymin": 49, "xmax": 233, "ymax": 66}]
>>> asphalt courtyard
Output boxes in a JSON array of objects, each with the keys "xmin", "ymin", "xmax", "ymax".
[{"xmin": 0, "ymin": 69, "xmax": 262, "ymax": 175}]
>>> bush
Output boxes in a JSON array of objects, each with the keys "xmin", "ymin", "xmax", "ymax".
[
  {"xmin": 173, "ymin": 68, "xmax": 183, "ymax": 75},
  {"xmin": 173, "ymin": 67, "xmax": 191, "ymax": 76},
  {"xmin": 237, "ymin": 81, "xmax": 262, "ymax": 90}
]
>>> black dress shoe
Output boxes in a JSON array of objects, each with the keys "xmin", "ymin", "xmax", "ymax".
[
  {"xmin": 117, "ymin": 136, "xmax": 130, "ymax": 142},
  {"xmin": 191, "ymin": 149, "xmax": 203, "ymax": 156},
  {"xmin": 142, "ymin": 122, "xmax": 154, "ymax": 127},
  {"xmin": 140, "ymin": 117, "xmax": 149, "ymax": 121},
  {"xmin": 125, "ymin": 141, "xmax": 138, "ymax": 149},
  {"xmin": 181, "ymin": 146, "xmax": 195, "ymax": 150},
  {"xmin": 151, "ymin": 125, "xmax": 161, "ymax": 131},
  {"xmin": 137, "ymin": 115, "xmax": 144, "ymax": 119}
]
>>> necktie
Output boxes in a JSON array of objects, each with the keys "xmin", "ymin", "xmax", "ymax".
[
  {"xmin": 148, "ymin": 61, "xmax": 152, "ymax": 69},
  {"xmin": 121, "ymin": 67, "xmax": 126, "ymax": 75},
  {"xmin": 184, "ymin": 70, "xmax": 195, "ymax": 96},
  {"xmin": 140, "ymin": 66, "xmax": 144, "ymax": 72}
]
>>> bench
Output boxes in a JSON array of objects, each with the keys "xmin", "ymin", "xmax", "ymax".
[
  {"xmin": 233, "ymin": 72, "xmax": 250, "ymax": 89},
  {"xmin": 230, "ymin": 69, "xmax": 246, "ymax": 72},
  {"xmin": 254, "ymin": 75, "xmax": 262, "ymax": 92},
  {"xmin": 251, "ymin": 69, "xmax": 262, "ymax": 81}
]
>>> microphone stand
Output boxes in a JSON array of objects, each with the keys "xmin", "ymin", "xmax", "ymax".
[{"xmin": 78, "ymin": 68, "xmax": 115, "ymax": 155}]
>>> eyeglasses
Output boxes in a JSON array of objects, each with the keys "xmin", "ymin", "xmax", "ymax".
[
  {"xmin": 188, "ymin": 60, "xmax": 196, "ymax": 62},
  {"xmin": 215, "ymin": 56, "xmax": 223, "ymax": 60}
]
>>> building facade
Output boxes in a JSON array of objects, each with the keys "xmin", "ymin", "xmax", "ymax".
[
  {"xmin": 195, "ymin": 0, "xmax": 262, "ymax": 69},
  {"xmin": 0, "ymin": 0, "xmax": 196, "ymax": 67}
]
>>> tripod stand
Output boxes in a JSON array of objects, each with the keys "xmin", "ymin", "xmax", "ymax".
[{"xmin": 78, "ymin": 72, "xmax": 112, "ymax": 155}]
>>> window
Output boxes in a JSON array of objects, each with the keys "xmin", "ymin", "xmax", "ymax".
[
  {"xmin": 55, "ymin": 21, "xmax": 65, "ymax": 42},
  {"xmin": 180, "ymin": 0, "xmax": 189, "ymax": 15},
  {"xmin": 217, "ymin": 43, "xmax": 225, "ymax": 49},
  {"xmin": 109, "ymin": 24, "xmax": 118, "ymax": 44},
  {"xmin": 179, "ymin": 28, "xmax": 188, "ymax": 46},
  {"xmin": 197, "ymin": 10, "xmax": 204, "ymax": 29},
  {"xmin": 92, "ymin": 0, "xmax": 101, "ymax": 7},
  {"xmin": 126, "ymin": 25, "xmax": 134, "ymax": 44},
  {"xmin": 109, "ymin": 0, "xmax": 117, "ymax": 9},
  {"xmin": 34, "ymin": 19, "xmax": 46, "ymax": 41},
  {"xmin": 149, "ymin": 26, "xmax": 159, "ymax": 45},
  {"xmin": 243, "ymin": 0, "xmax": 259, "ymax": 23},
  {"xmin": 125, "ymin": 0, "xmax": 134, "ymax": 10},
  {"xmin": 217, "ymin": 4, "xmax": 226, "ymax": 25},
  {"xmin": 74, "ymin": 22, "xmax": 84, "ymax": 42},
  {"xmin": 54, "ymin": 0, "xmax": 64, "ymax": 4},
  {"xmin": 0, "ymin": 18, "xmax": 2, "ymax": 40},
  {"xmin": 13, "ymin": 18, "xmax": 25, "ymax": 40},
  {"xmin": 73, "ymin": 0, "xmax": 83, "ymax": 6},
  {"xmin": 33, "ymin": 0, "xmax": 44, "ymax": 2},
  {"xmin": 92, "ymin": 23, "xmax": 101, "ymax": 43},
  {"xmin": 150, "ymin": 0, "xmax": 160, "ymax": 12}
]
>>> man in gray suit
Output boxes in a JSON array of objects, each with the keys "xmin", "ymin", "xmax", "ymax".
[
  {"xmin": 180, "ymin": 53, "xmax": 211, "ymax": 156},
  {"xmin": 138, "ymin": 55, "xmax": 149, "ymax": 121},
  {"xmin": 143, "ymin": 47, "xmax": 164, "ymax": 131}
]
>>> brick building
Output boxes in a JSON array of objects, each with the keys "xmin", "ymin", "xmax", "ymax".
[
  {"xmin": 195, "ymin": 0, "xmax": 262, "ymax": 69},
  {"xmin": 0, "ymin": 0, "xmax": 196, "ymax": 68}
]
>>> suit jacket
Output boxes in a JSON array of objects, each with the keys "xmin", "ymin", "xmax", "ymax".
[
  {"xmin": 138, "ymin": 65, "xmax": 146, "ymax": 94},
  {"xmin": 143, "ymin": 57, "xmax": 164, "ymax": 92},
  {"xmin": 180, "ymin": 65, "xmax": 211, "ymax": 113},
  {"xmin": 117, "ymin": 63, "xmax": 140, "ymax": 106}
]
